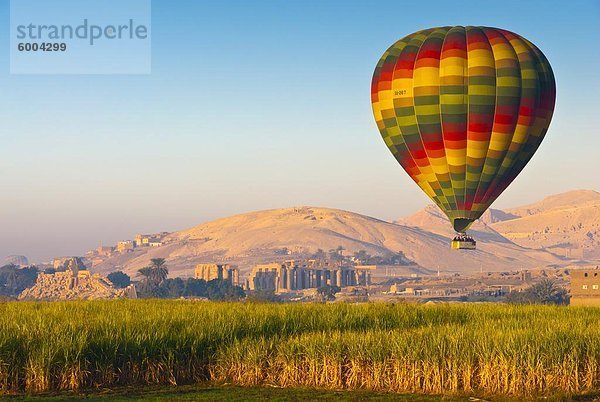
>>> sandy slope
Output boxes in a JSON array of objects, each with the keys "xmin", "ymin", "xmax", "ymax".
[
  {"xmin": 503, "ymin": 190, "xmax": 600, "ymax": 217},
  {"xmin": 489, "ymin": 190, "xmax": 600, "ymax": 256},
  {"xmin": 94, "ymin": 206, "xmax": 563, "ymax": 277}
]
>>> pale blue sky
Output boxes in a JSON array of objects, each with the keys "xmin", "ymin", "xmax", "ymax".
[{"xmin": 0, "ymin": 0, "xmax": 599, "ymax": 262}]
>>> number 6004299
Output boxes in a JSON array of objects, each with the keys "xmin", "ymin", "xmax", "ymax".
[{"xmin": 17, "ymin": 43, "xmax": 67, "ymax": 51}]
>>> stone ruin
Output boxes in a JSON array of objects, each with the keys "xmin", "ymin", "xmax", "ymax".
[{"xmin": 19, "ymin": 257, "xmax": 136, "ymax": 301}]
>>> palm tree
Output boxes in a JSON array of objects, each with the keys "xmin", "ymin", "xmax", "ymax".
[
  {"xmin": 505, "ymin": 279, "xmax": 569, "ymax": 305},
  {"xmin": 529, "ymin": 279, "xmax": 568, "ymax": 305},
  {"xmin": 329, "ymin": 246, "xmax": 345, "ymax": 266},
  {"xmin": 312, "ymin": 248, "xmax": 326, "ymax": 260},
  {"xmin": 150, "ymin": 258, "xmax": 166, "ymax": 269},
  {"xmin": 353, "ymin": 250, "xmax": 370, "ymax": 264},
  {"xmin": 138, "ymin": 258, "xmax": 168, "ymax": 286},
  {"xmin": 149, "ymin": 258, "xmax": 168, "ymax": 285},
  {"xmin": 5, "ymin": 267, "xmax": 18, "ymax": 292},
  {"xmin": 138, "ymin": 266, "xmax": 153, "ymax": 280}
]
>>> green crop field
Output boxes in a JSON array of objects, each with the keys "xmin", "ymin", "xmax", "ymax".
[{"xmin": 0, "ymin": 300, "xmax": 598, "ymax": 399}]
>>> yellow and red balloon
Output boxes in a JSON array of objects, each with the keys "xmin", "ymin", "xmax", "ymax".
[{"xmin": 371, "ymin": 26, "xmax": 556, "ymax": 233}]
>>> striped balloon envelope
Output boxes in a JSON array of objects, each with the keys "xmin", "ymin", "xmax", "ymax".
[{"xmin": 371, "ymin": 26, "xmax": 556, "ymax": 234}]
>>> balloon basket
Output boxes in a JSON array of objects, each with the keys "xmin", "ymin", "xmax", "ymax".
[{"xmin": 451, "ymin": 234, "xmax": 476, "ymax": 250}]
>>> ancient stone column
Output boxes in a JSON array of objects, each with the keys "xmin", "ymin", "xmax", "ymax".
[
  {"xmin": 256, "ymin": 271, "xmax": 262, "ymax": 290},
  {"xmin": 233, "ymin": 269, "xmax": 239, "ymax": 286},
  {"xmin": 276, "ymin": 268, "xmax": 282, "ymax": 291},
  {"xmin": 279, "ymin": 267, "xmax": 286, "ymax": 291},
  {"xmin": 336, "ymin": 270, "xmax": 342, "ymax": 287},
  {"xmin": 259, "ymin": 272, "xmax": 264, "ymax": 290},
  {"xmin": 286, "ymin": 268, "xmax": 293, "ymax": 290}
]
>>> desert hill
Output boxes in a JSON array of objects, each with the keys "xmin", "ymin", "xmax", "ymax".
[
  {"xmin": 2, "ymin": 255, "xmax": 29, "ymax": 267},
  {"xmin": 397, "ymin": 204, "xmax": 507, "ymax": 241},
  {"xmin": 489, "ymin": 190, "xmax": 600, "ymax": 257},
  {"xmin": 93, "ymin": 206, "xmax": 562, "ymax": 278},
  {"xmin": 399, "ymin": 189, "xmax": 600, "ymax": 259},
  {"xmin": 479, "ymin": 209, "xmax": 519, "ymax": 225},
  {"xmin": 503, "ymin": 190, "xmax": 600, "ymax": 217}
]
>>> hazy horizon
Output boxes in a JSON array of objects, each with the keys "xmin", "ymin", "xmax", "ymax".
[
  {"xmin": 1, "ymin": 0, "xmax": 599, "ymax": 262},
  {"xmin": 3, "ymin": 187, "xmax": 598, "ymax": 264}
]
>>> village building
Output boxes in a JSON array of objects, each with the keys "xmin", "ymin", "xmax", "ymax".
[
  {"xmin": 134, "ymin": 232, "xmax": 169, "ymax": 247},
  {"xmin": 194, "ymin": 263, "xmax": 239, "ymax": 286},
  {"xmin": 389, "ymin": 283, "xmax": 401, "ymax": 294},
  {"xmin": 116, "ymin": 240, "xmax": 135, "ymax": 253},
  {"xmin": 570, "ymin": 267, "xmax": 600, "ymax": 306},
  {"xmin": 96, "ymin": 246, "xmax": 115, "ymax": 257},
  {"xmin": 134, "ymin": 235, "xmax": 147, "ymax": 247}
]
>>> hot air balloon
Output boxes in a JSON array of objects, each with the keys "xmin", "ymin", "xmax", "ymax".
[{"xmin": 371, "ymin": 26, "xmax": 556, "ymax": 249}]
